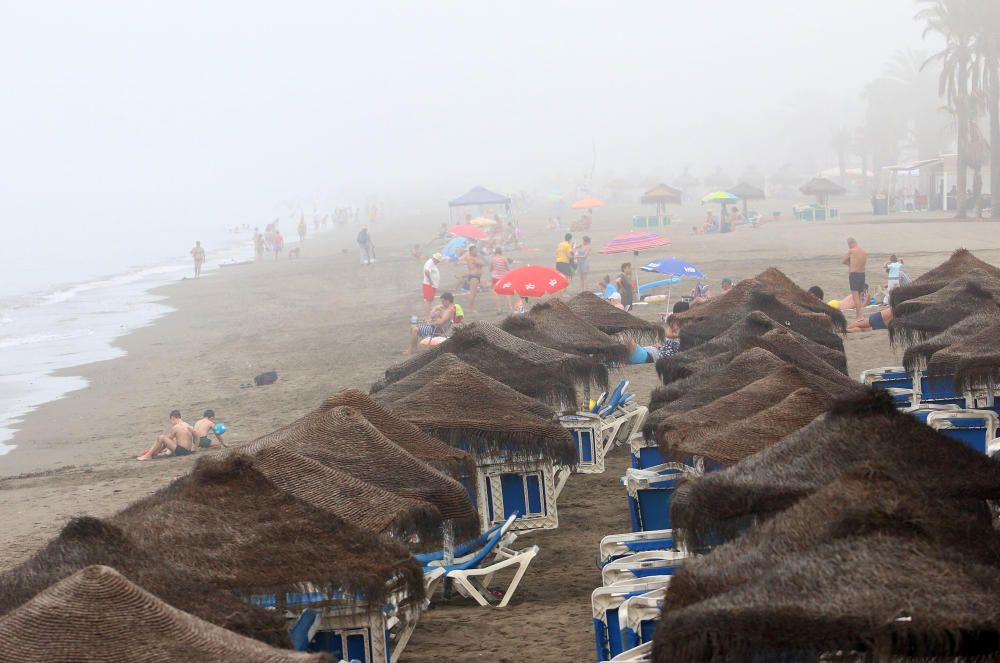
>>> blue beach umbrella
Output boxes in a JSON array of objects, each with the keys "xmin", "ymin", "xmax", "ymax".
[
  {"xmin": 442, "ymin": 236, "xmax": 468, "ymax": 259},
  {"xmin": 639, "ymin": 258, "xmax": 706, "ymax": 306}
]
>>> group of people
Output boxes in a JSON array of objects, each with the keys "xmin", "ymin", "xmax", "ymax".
[
  {"xmin": 554, "ymin": 233, "xmax": 593, "ymax": 291},
  {"xmin": 253, "ymin": 223, "xmax": 286, "ymax": 261},
  {"xmin": 137, "ymin": 409, "xmax": 225, "ymax": 461}
]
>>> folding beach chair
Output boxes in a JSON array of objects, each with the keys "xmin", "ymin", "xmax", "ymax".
[
  {"xmin": 592, "ymin": 576, "xmax": 672, "ymax": 662},
  {"xmin": 618, "ymin": 588, "xmax": 665, "ymax": 653},
  {"xmin": 926, "ymin": 409, "xmax": 1000, "ymax": 455},
  {"xmin": 599, "ymin": 529, "xmax": 676, "ymax": 566},
  {"xmin": 601, "ymin": 549, "xmax": 690, "ymax": 586},
  {"xmin": 417, "ymin": 513, "xmax": 539, "ymax": 608},
  {"xmin": 623, "ymin": 462, "xmax": 701, "ymax": 532}
]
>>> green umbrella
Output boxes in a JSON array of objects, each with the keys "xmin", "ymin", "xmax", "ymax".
[{"xmin": 701, "ymin": 192, "xmax": 738, "ymax": 233}]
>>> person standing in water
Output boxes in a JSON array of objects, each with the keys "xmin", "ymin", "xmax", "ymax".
[{"xmin": 190, "ymin": 241, "xmax": 205, "ymax": 278}]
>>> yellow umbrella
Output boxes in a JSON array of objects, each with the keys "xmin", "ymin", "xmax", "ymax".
[{"xmin": 469, "ymin": 217, "xmax": 498, "ymax": 226}]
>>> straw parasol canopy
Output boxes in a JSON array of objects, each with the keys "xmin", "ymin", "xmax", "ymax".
[
  {"xmin": 375, "ymin": 322, "xmax": 608, "ymax": 407},
  {"xmin": 373, "ymin": 354, "xmax": 576, "ymax": 466},
  {"xmin": 799, "ymin": 176, "xmax": 846, "ymax": 205},
  {"xmin": 0, "ymin": 517, "xmax": 290, "ymax": 648},
  {"xmin": 242, "ymin": 404, "xmax": 479, "ymax": 537},
  {"xmin": 565, "ymin": 291, "xmax": 665, "ymax": 343},
  {"xmin": 925, "ymin": 315, "xmax": 1000, "ymax": 392},
  {"xmin": 673, "ymin": 267, "xmax": 847, "ymax": 332},
  {"xmin": 670, "ymin": 390, "xmax": 1000, "ymax": 548},
  {"xmin": 640, "ymin": 183, "xmax": 683, "ymax": 205},
  {"xmin": 665, "ymin": 466, "xmax": 1000, "ymax": 614},
  {"xmin": 499, "ymin": 299, "xmax": 629, "ymax": 363},
  {"xmin": 111, "ymin": 456, "xmax": 425, "ymax": 607},
  {"xmin": 727, "ymin": 180, "xmax": 765, "ymax": 216},
  {"xmin": 889, "ymin": 248, "xmax": 1000, "ymax": 308},
  {"xmin": 678, "ymin": 289, "xmax": 846, "ymax": 353},
  {"xmin": 0, "ymin": 565, "xmax": 333, "ymax": 663},
  {"xmin": 902, "ymin": 310, "xmax": 1000, "ymax": 374},
  {"xmin": 654, "ymin": 535, "xmax": 1000, "ymax": 662},
  {"xmin": 888, "ymin": 270, "xmax": 1000, "ymax": 347}
]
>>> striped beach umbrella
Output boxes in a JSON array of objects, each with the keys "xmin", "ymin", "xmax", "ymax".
[{"xmin": 599, "ymin": 231, "xmax": 672, "ymax": 255}]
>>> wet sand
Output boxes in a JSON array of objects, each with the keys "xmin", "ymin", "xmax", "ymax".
[{"xmin": 2, "ymin": 205, "xmax": 999, "ymax": 661}]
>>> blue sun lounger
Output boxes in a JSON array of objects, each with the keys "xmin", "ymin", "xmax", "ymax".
[
  {"xmin": 561, "ymin": 380, "xmax": 648, "ymax": 475},
  {"xmin": 623, "ymin": 463, "xmax": 700, "ymax": 532},
  {"xmin": 604, "ymin": 641, "xmax": 652, "ymax": 662},
  {"xmin": 593, "ymin": 576, "xmax": 673, "ymax": 662},
  {"xmin": 601, "ymin": 550, "xmax": 690, "ymax": 586},
  {"xmin": 418, "ymin": 513, "xmax": 539, "ymax": 608},
  {"xmin": 599, "ymin": 529, "xmax": 676, "ymax": 566},
  {"xmin": 618, "ymin": 588, "xmax": 665, "ymax": 654},
  {"xmin": 926, "ymin": 409, "xmax": 999, "ymax": 455}
]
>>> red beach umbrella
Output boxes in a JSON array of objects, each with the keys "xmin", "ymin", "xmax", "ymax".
[
  {"xmin": 493, "ymin": 265, "xmax": 569, "ymax": 297},
  {"xmin": 599, "ymin": 231, "xmax": 672, "ymax": 254},
  {"xmin": 448, "ymin": 224, "xmax": 488, "ymax": 240}
]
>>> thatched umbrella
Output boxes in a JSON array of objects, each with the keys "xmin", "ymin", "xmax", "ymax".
[
  {"xmin": 653, "ymin": 535, "xmax": 1000, "ymax": 662},
  {"xmin": 673, "ymin": 267, "xmax": 847, "ymax": 332},
  {"xmin": 702, "ymin": 167, "xmax": 733, "ymax": 190},
  {"xmin": 0, "ymin": 565, "xmax": 332, "ymax": 663},
  {"xmin": 111, "ymin": 456, "xmax": 425, "ymax": 607},
  {"xmin": 565, "ymin": 291, "xmax": 665, "ymax": 343},
  {"xmin": 888, "ymin": 270, "xmax": 1000, "ymax": 347},
  {"xmin": 678, "ymin": 289, "xmax": 846, "ymax": 352},
  {"xmin": 674, "ymin": 167, "xmax": 700, "ymax": 190},
  {"xmin": 640, "ymin": 183, "xmax": 683, "ymax": 224},
  {"xmin": 727, "ymin": 180, "xmax": 765, "ymax": 217},
  {"xmin": 375, "ymin": 321, "xmax": 608, "ymax": 407},
  {"xmin": 902, "ymin": 310, "xmax": 1000, "ymax": 374},
  {"xmin": 799, "ymin": 176, "xmax": 846, "ymax": 206},
  {"xmin": 658, "ymin": 384, "xmax": 826, "ymax": 467},
  {"xmin": 373, "ymin": 355, "xmax": 576, "ymax": 466},
  {"xmin": 924, "ymin": 315, "xmax": 1000, "ymax": 391},
  {"xmin": 499, "ymin": 299, "xmax": 629, "ymax": 364},
  {"xmin": 0, "ymin": 517, "xmax": 290, "ymax": 648},
  {"xmin": 890, "ymin": 248, "xmax": 1000, "ymax": 308},
  {"xmin": 242, "ymin": 404, "xmax": 479, "ymax": 536},
  {"xmin": 670, "ymin": 390, "xmax": 1000, "ymax": 548},
  {"xmin": 665, "ymin": 466, "xmax": 1000, "ymax": 614}
]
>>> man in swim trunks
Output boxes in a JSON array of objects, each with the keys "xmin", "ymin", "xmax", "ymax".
[
  {"xmin": 193, "ymin": 409, "xmax": 225, "ymax": 448},
  {"xmin": 848, "ymin": 307, "xmax": 893, "ymax": 333},
  {"xmin": 464, "ymin": 245, "xmax": 485, "ymax": 312},
  {"xmin": 137, "ymin": 410, "xmax": 195, "ymax": 460},
  {"xmin": 408, "ymin": 292, "xmax": 456, "ymax": 354},
  {"xmin": 842, "ymin": 237, "xmax": 868, "ymax": 320},
  {"xmin": 190, "ymin": 241, "xmax": 205, "ymax": 278}
]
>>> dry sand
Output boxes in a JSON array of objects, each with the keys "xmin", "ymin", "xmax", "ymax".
[{"xmin": 2, "ymin": 204, "xmax": 999, "ymax": 662}]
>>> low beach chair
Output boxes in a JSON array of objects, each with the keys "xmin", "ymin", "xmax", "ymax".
[
  {"xmin": 618, "ymin": 588, "xmax": 665, "ymax": 653},
  {"xmin": 623, "ymin": 462, "xmax": 701, "ymax": 532},
  {"xmin": 599, "ymin": 529, "xmax": 675, "ymax": 566},
  {"xmin": 601, "ymin": 549, "xmax": 690, "ymax": 586},
  {"xmin": 926, "ymin": 409, "xmax": 1000, "ymax": 454},
  {"xmin": 592, "ymin": 576, "xmax": 672, "ymax": 662},
  {"xmin": 417, "ymin": 514, "xmax": 539, "ymax": 608}
]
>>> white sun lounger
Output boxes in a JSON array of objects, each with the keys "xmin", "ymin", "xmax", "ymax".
[
  {"xmin": 593, "ymin": 576, "xmax": 672, "ymax": 662},
  {"xmin": 599, "ymin": 529, "xmax": 676, "ymax": 566},
  {"xmin": 601, "ymin": 549, "xmax": 690, "ymax": 586}
]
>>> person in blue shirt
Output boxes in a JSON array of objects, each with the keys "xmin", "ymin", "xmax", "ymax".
[{"xmin": 884, "ymin": 254, "xmax": 904, "ymax": 296}]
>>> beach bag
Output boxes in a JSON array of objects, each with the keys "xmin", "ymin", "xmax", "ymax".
[{"xmin": 254, "ymin": 370, "xmax": 278, "ymax": 386}]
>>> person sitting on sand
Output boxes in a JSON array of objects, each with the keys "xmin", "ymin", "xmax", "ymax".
[
  {"xmin": 691, "ymin": 281, "xmax": 712, "ymax": 304},
  {"xmin": 808, "ymin": 286, "xmax": 824, "ymax": 300},
  {"xmin": 720, "ymin": 277, "xmax": 733, "ymax": 294},
  {"xmin": 848, "ymin": 307, "xmax": 893, "ymax": 333},
  {"xmin": 408, "ymin": 292, "xmax": 456, "ymax": 354},
  {"xmin": 607, "ymin": 291, "xmax": 625, "ymax": 309},
  {"xmin": 137, "ymin": 410, "xmax": 194, "ymax": 460},
  {"xmin": 193, "ymin": 409, "xmax": 225, "ymax": 449}
]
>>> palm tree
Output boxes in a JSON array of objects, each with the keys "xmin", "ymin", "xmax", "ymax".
[
  {"xmin": 918, "ymin": 0, "xmax": 979, "ymax": 218},
  {"xmin": 970, "ymin": 2, "xmax": 1000, "ymax": 218}
]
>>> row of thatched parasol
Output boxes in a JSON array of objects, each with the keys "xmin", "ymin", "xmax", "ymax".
[
  {"xmin": 0, "ymin": 290, "xmax": 666, "ymax": 660},
  {"xmin": 645, "ymin": 259, "xmax": 1000, "ymax": 661}
]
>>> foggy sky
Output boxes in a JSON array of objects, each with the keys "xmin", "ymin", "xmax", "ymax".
[{"xmin": 2, "ymin": 1, "xmax": 934, "ymax": 229}]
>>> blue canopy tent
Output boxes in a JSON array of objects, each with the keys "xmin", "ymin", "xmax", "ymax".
[{"xmin": 449, "ymin": 186, "xmax": 512, "ymax": 222}]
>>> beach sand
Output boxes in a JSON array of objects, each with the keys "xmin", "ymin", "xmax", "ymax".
[{"xmin": 2, "ymin": 205, "xmax": 999, "ymax": 661}]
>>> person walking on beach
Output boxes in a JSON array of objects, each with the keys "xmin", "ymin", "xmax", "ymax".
[
  {"xmin": 555, "ymin": 233, "xmax": 573, "ymax": 278},
  {"xmin": 842, "ymin": 237, "xmax": 868, "ymax": 320},
  {"xmin": 464, "ymin": 244, "xmax": 485, "ymax": 313},
  {"xmin": 357, "ymin": 225, "xmax": 375, "ymax": 264},
  {"xmin": 273, "ymin": 228, "xmax": 285, "ymax": 260},
  {"xmin": 574, "ymin": 236, "xmax": 592, "ymax": 291},
  {"xmin": 297, "ymin": 218, "xmax": 307, "ymax": 244},
  {"xmin": 190, "ymin": 241, "xmax": 205, "ymax": 278},
  {"xmin": 137, "ymin": 410, "xmax": 194, "ymax": 460},
  {"xmin": 422, "ymin": 252, "xmax": 444, "ymax": 320},
  {"xmin": 193, "ymin": 409, "xmax": 225, "ymax": 449},
  {"xmin": 254, "ymin": 228, "xmax": 265, "ymax": 262},
  {"xmin": 884, "ymin": 254, "xmax": 904, "ymax": 296},
  {"xmin": 616, "ymin": 262, "xmax": 635, "ymax": 310}
]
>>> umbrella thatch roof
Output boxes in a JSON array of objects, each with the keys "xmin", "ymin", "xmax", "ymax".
[
  {"xmin": 0, "ymin": 565, "xmax": 333, "ymax": 663},
  {"xmin": 678, "ymin": 290, "xmax": 846, "ymax": 353},
  {"xmin": 246, "ymin": 445, "xmax": 449, "ymax": 541},
  {"xmin": 925, "ymin": 315, "xmax": 1000, "ymax": 392},
  {"xmin": 703, "ymin": 168, "xmax": 733, "ymax": 189},
  {"xmin": 888, "ymin": 270, "xmax": 1000, "ymax": 347},
  {"xmin": 565, "ymin": 292, "xmax": 665, "ymax": 343},
  {"xmin": 0, "ymin": 517, "xmax": 290, "ymax": 648},
  {"xmin": 375, "ymin": 321, "xmax": 608, "ymax": 407},
  {"xmin": 500, "ymin": 299, "xmax": 629, "ymax": 363},
  {"xmin": 889, "ymin": 248, "xmax": 1000, "ymax": 308},
  {"xmin": 902, "ymin": 310, "xmax": 1000, "ymax": 373},
  {"xmin": 242, "ymin": 404, "xmax": 478, "ymax": 536},
  {"xmin": 658, "ymin": 383, "xmax": 826, "ymax": 467},
  {"xmin": 111, "ymin": 456, "xmax": 424, "ymax": 606},
  {"xmin": 641, "ymin": 183, "xmax": 683, "ymax": 205},
  {"xmin": 374, "ymin": 355, "xmax": 576, "ymax": 466},
  {"xmin": 671, "ymin": 390, "xmax": 1000, "ymax": 548},
  {"xmin": 665, "ymin": 466, "xmax": 1000, "ymax": 614},
  {"xmin": 799, "ymin": 176, "xmax": 846, "ymax": 196},
  {"xmin": 673, "ymin": 268, "xmax": 847, "ymax": 332},
  {"xmin": 727, "ymin": 180, "xmax": 765, "ymax": 200},
  {"xmin": 653, "ymin": 535, "xmax": 1000, "ymax": 662},
  {"xmin": 657, "ymin": 320, "xmax": 849, "ymax": 386}
]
